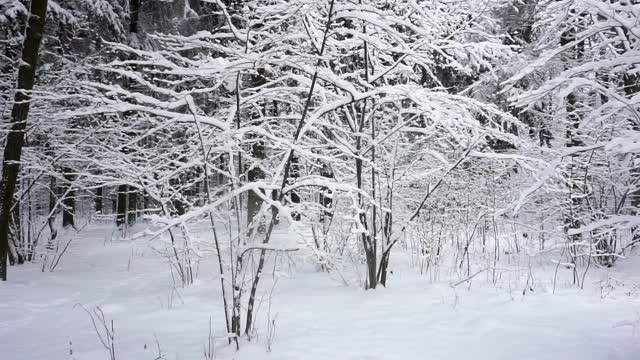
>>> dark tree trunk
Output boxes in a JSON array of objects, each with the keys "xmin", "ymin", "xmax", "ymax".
[
  {"xmin": 289, "ymin": 156, "xmax": 301, "ymax": 221},
  {"xmin": 112, "ymin": 190, "xmax": 117, "ymax": 215},
  {"xmin": 143, "ymin": 190, "xmax": 151, "ymax": 216},
  {"xmin": 10, "ymin": 206, "xmax": 24, "ymax": 265},
  {"xmin": 129, "ymin": 0, "xmax": 141, "ymax": 34},
  {"xmin": 127, "ymin": 189, "xmax": 137, "ymax": 225},
  {"xmin": 319, "ymin": 163, "xmax": 333, "ymax": 221},
  {"xmin": 624, "ymin": 73, "xmax": 640, "ymax": 242},
  {"xmin": 95, "ymin": 186, "xmax": 103, "ymax": 214},
  {"xmin": 26, "ymin": 176, "xmax": 34, "ymax": 261},
  {"xmin": 357, "ymin": 153, "xmax": 376, "ymax": 289},
  {"xmin": 116, "ymin": 185, "xmax": 128, "ymax": 227},
  {"xmin": 113, "ymin": 0, "xmax": 141, "ymax": 229},
  {"xmin": 0, "ymin": 0, "xmax": 49, "ymax": 281},
  {"xmin": 44, "ymin": 175, "xmax": 58, "ymax": 252},
  {"xmin": 355, "ymin": 117, "xmax": 376, "ymax": 289},
  {"xmin": 62, "ymin": 168, "xmax": 75, "ymax": 228}
]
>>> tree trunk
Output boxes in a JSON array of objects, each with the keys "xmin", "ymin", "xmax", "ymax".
[
  {"xmin": 10, "ymin": 205, "xmax": 23, "ymax": 265},
  {"xmin": 623, "ymin": 73, "xmax": 640, "ymax": 242},
  {"xmin": 95, "ymin": 186, "xmax": 103, "ymax": 214},
  {"xmin": 0, "ymin": 0, "xmax": 49, "ymax": 281},
  {"xmin": 560, "ymin": 17, "xmax": 585, "ymax": 282},
  {"xmin": 62, "ymin": 168, "xmax": 75, "ymax": 228},
  {"xmin": 289, "ymin": 156, "xmax": 301, "ymax": 221},
  {"xmin": 561, "ymin": 23, "xmax": 584, "ymax": 147},
  {"xmin": 116, "ymin": 185, "xmax": 128, "ymax": 227},
  {"xmin": 319, "ymin": 163, "xmax": 333, "ymax": 221},
  {"xmin": 44, "ymin": 175, "xmax": 58, "ymax": 252},
  {"xmin": 129, "ymin": 0, "xmax": 141, "ymax": 34},
  {"xmin": 127, "ymin": 188, "xmax": 137, "ymax": 225}
]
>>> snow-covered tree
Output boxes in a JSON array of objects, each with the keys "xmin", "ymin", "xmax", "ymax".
[{"xmin": 506, "ymin": 0, "xmax": 640, "ymax": 273}]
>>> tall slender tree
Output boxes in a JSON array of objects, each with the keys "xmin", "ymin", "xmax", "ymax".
[{"xmin": 0, "ymin": 0, "xmax": 49, "ymax": 281}]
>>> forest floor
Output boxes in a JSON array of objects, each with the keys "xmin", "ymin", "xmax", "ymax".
[{"xmin": 1, "ymin": 224, "xmax": 640, "ymax": 360}]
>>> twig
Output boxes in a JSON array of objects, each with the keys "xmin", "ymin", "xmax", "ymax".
[{"xmin": 450, "ymin": 267, "xmax": 489, "ymax": 287}]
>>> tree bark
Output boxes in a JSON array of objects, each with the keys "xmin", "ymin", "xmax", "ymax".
[
  {"xmin": 44, "ymin": 175, "xmax": 58, "ymax": 252},
  {"xmin": 95, "ymin": 186, "xmax": 103, "ymax": 214},
  {"xmin": 116, "ymin": 185, "xmax": 128, "ymax": 227},
  {"xmin": 560, "ymin": 16, "xmax": 585, "ymax": 282},
  {"xmin": 129, "ymin": 0, "xmax": 141, "ymax": 34},
  {"xmin": 0, "ymin": 0, "xmax": 49, "ymax": 281},
  {"xmin": 623, "ymin": 73, "xmax": 640, "ymax": 242},
  {"xmin": 127, "ymin": 188, "xmax": 137, "ymax": 225},
  {"xmin": 319, "ymin": 164, "xmax": 333, "ymax": 221},
  {"xmin": 62, "ymin": 168, "xmax": 75, "ymax": 228},
  {"xmin": 289, "ymin": 156, "xmax": 301, "ymax": 221}
]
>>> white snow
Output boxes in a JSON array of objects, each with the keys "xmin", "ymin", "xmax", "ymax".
[{"xmin": 1, "ymin": 224, "xmax": 639, "ymax": 360}]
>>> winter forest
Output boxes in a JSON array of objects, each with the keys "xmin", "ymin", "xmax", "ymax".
[{"xmin": 1, "ymin": 0, "xmax": 640, "ymax": 358}]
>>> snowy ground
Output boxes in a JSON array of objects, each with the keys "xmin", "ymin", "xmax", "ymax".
[{"xmin": 1, "ymin": 224, "xmax": 640, "ymax": 360}]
